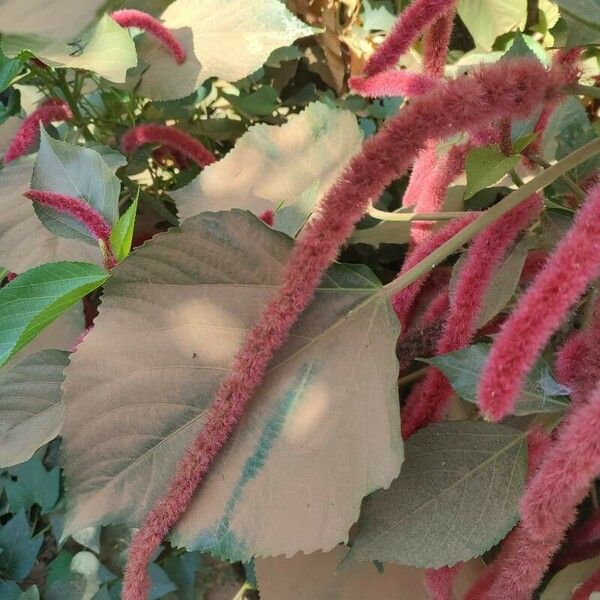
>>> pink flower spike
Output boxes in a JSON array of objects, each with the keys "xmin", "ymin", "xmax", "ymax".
[
  {"xmin": 111, "ymin": 9, "xmax": 185, "ymax": 64},
  {"xmin": 401, "ymin": 195, "xmax": 542, "ymax": 438},
  {"xmin": 478, "ymin": 183, "xmax": 600, "ymax": 422},
  {"xmin": 422, "ymin": 8, "xmax": 455, "ymax": 77},
  {"xmin": 425, "ymin": 564, "xmax": 461, "ymax": 600},
  {"xmin": 25, "ymin": 190, "xmax": 117, "ymax": 270},
  {"xmin": 122, "ymin": 58, "xmax": 566, "ymax": 600},
  {"xmin": 363, "ymin": 0, "xmax": 457, "ymax": 76},
  {"xmin": 259, "ymin": 209, "xmax": 275, "ymax": 227},
  {"xmin": 121, "ymin": 124, "xmax": 215, "ymax": 168},
  {"xmin": 349, "ymin": 71, "xmax": 441, "ymax": 98},
  {"xmin": 3, "ymin": 98, "xmax": 73, "ymax": 163}
]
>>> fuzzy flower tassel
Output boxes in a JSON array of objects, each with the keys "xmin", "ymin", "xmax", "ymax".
[
  {"xmin": 350, "ymin": 71, "xmax": 441, "ymax": 97},
  {"xmin": 121, "ymin": 124, "xmax": 215, "ymax": 168},
  {"xmin": 111, "ymin": 9, "xmax": 185, "ymax": 64},
  {"xmin": 364, "ymin": 0, "xmax": 457, "ymax": 76},
  {"xmin": 121, "ymin": 58, "xmax": 568, "ymax": 600},
  {"xmin": 24, "ymin": 190, "xmax": 117, "ymax": 270},
  {"xmin": 478, "ymin": 183, "xmax": 600, "ymax": 421},
  {"xmin": 3, "ymin": 98, "xmax": 73, "ymax": 163},
  {"xmin": 401, "ymin": 194, "xmax": 542, "ymax": 438}
]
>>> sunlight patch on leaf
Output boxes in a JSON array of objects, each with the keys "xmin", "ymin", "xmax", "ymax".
[
  {"xmin": 61, "ymin": 210, "xmax": 402, "ymax": 560},
  {"xmin": 171, "ymin": 102, "xmax": 362, "ymax": 236},
  {"xmin": 135, "ymin": 0, "xmax": 315, "ymax": 100}
]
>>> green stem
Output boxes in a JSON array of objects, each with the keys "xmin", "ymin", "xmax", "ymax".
[
  {"xmin": 367, "ymin": 207, "xmax": 480, "ymax": 222},
  {"xmin": 384, "ymin": 137, "xmax": 600, "ymax": 297},
  {"xmin": 562, "ymin": 84, "xmax": 600, "ymax": 100},
  {"xmin": 528, "ymin": 154, "xmax": 586, "ymax": 201}
]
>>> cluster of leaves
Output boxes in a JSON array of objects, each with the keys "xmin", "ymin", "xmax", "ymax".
[{"xmin": 0, "ymin": 0, "xmax": 600, "ymax": 599}]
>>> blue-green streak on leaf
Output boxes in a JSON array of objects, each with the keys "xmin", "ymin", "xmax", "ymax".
[
  {"xmin": 0, "ymin": 510, "xmax": 43, "ymax": 581},
  {"xmin": 424, "ymin": 343, "xmax": 570, "ymax": 415},
  {"xmin": 346, "ymin": 421, "xmax": 527, "ymax": 568},
  {"xmin": 186, "ymin": 365, "xmax": 315, "ymax": 561},
  {"xmin": 0, "ymin": 261, "xmax": 108, "ymax": 367},
  {"xmin": 110, "ymin": 195, "xmax": 138, "ymax": 262},
  {"xmin": 2, "ymin": 455, "xmax": 60, "ymax": 512},
  {"xmin": 31, "ymin": 129, "xmax": 120, "ymax": 246}
]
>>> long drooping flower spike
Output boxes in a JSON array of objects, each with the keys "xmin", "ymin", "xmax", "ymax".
[
  {"xmin": 24, "ymin": 190, "xmax": 117, "ymax": 270},
  {"xmin": 122, "ymin": 58, "xmax": 567, "ymax": 600},
  {"xmin": 121, "ymin": 124, "xmax": 215, "ymax": 168},
  {"xmin": 349, "ymin": 70, "xmax": 441, "ymax": 97},
  {"xmin": 3, "ymin": 98, "xmax": 73, "ymax": 163},
  {"xmin": 424, "ymin": 564, "xmax": 461, "ymax": 600},
  {"xmin": 464, "ymin": 429, "xmax": 553, "ymax": 600},
  {"xmin": 401, "ymin": 194, "xmax": 542, "ymax": 438},
  {"xmin": 478, "ymin": 183, "xmax": 600, "ymax": 421},
  {"xmin": 555, "ymin": 295, "xmax": 600, "ymax": 404},
  {"xmin": 111, "ymin": 9, "xmax": 186, "ymax": 64},
  {"xmin": 363, "ymin": 0, "xmax": 457, "ymax": 76},
  {"xmin": 392, "ymin": 214, "xmax": 477, "ymax": 329}
]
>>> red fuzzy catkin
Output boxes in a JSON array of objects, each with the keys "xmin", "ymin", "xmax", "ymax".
[
  {"xmin": 349, "ymin": 70, "xmax": 441, "ymax": 97},
  {"xmin": 555, "ymin": 296, "xmax": 600, "ymax": 404},
  {"xmin": 111, "ymin": 9, "xmax": 185, "ymax": 64},
  {"xmin": 425, "ymin": 564, "xmax": 461, "ymax": 600},
  {"xmin": 24, "ymin": 190, "xmax": 117, "ymax": 270},
  {"xmin": 3, "ymin": 98, "xmax": 73, "ymax": 163},
  {"xmin": 122, "ymin": 59, "xmax": 567, "ymax": 600},
  {"xmin": 401, "ymin": 194, "xmax": 542, "ymax": 438},
  {"xmin": 121, "ymin": 124, "xmax": 215, "ymax": 168},
  {"xmin": 478, "ymin": 183, "xmax": 600, "ymax": 422},
  {"xmin": 363, "ymin": 0, "xmax": 457, "ymax": 76}
]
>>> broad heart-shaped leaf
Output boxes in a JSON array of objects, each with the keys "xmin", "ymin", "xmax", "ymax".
[
  {"xmin": 2, "ymin": 454, "xmax": 60, "ymax": 511},
  {"xmin": 136, "ymin": 0, "xmax": 314, "ymax": 100},
  {"xmin": 0, "ymin": 350, "xmax": 69, "ymax": 468},
  {"xmin": 61, "ymin": 210, "xmax": 402, "ymax": 560},
  {"xmin": 464, "ymin": 145, "xmax": 520, "ymax": 199},
  {"xmin": 556, "ymin": 0, "xmax": 600, "ymax": 27},
  {"xmin": 0, "ymin": 0, "xmax": 104, "ymax": 40},
  {"xmin": 346, "ymin": 421, "xmax": 527, "ymax": 568},
  {"xmin": 425, "ymin": 343, "xmax": 570, "ymax": 416},
  {"xmin": 0, "ymin": 262, "xmax": 108, "ymax": 367},
  {"xmin": 255, "ymin": 545, "xmax": 486, "ymax": 600},
  {"xmin": 457, "ymin": 0, "xmax": 527, "ymax": 50},
  {"xmin": 172, "ymin": 102, "xmax": 362, "ymax": 237},
  {"xmin": 1, "ymin": 15, "xmax": 137, "ymax": 84},
  {"xmin": 31, "ymin": 129, "xmax": 120, "ymax": 246},
  {"xmin": 0, "ymin": 510, "xmax": 43, "ymax": 582}
]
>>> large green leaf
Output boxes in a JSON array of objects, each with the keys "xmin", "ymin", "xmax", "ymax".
[
  {"xmin": 30, "ymin": 129, "xmax": 120, "ymax": 246},
  {"xmin": 0, "ymin": 0, "xmax": 104, "ymax": 40},
  {"xmin": 0, "ymin": 510, "xmax": 43, "ymax": 582},
  {"xmin": 457, "ymin": 0, "xmax": 527, "ymax": 50},
  {"xmin": 256, "ymin": 546, "xmax": 485, "ymax": 600},
  {"xmin": 556, "ymin": 0, "xmax": 600, "ymax": 26},
  {"xmin": 2, "ymin": 454, "xmax": 60, "ymax": 511},
  {"xmin": 0, "ymin": 350, "xmax": 69, "ymax": 468},
  {"xmin": 172, "ymin": 102, "xmax": 362, "ymax": 236},
  {"xmin": 1, "ymin": 15, "xmax": 137, "ymax": 83},
  {"xmin": 464, "ymin": 145, "xmax": 520, "ymax": 199},
  {"xmin": 346, "ymin": 421, "xmax": 527, "ymax": 568},
  {"xmin": 135, "ymin": 0, "xmax": 315, "ymax": 100},
  {"xmin": 61, "ymin": 210, "xmax": 402, "ymax": 560},
  {"xmin": 0, "ymin": 261, "xmax": 108, "ymax": 367},
  {"xmin": 425, "ymin": 343, "xmax": 570, "ymax": 415}
]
